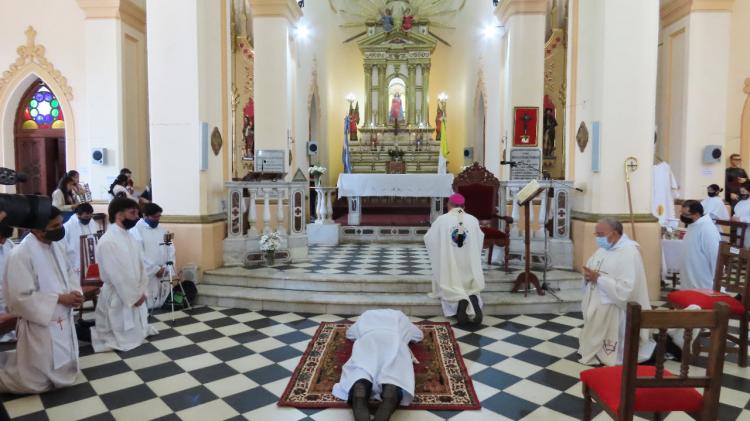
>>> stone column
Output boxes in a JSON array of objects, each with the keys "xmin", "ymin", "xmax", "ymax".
[
  {"xmin": 76, "ymin": 0, "xmax": 148, "ymax": 199},
  {"xmin": 658, "ymin": 0, "xmax": 734, "ymax": 198},
  {"xmin": 568, "ymin": 0, "xmax": 661, "ymax": 299},
  {"xmin": 363, "ymin": 63, "xmax": 372, "ymax": 126},
  {"xmin": 496, "ymin": 0, "xmax": 545, "ymax": 176},
  {"xmin": 146, "ymin": 0, "xmax": 227, "ymax": 270},
  {"xmin": 251, "ymin": 0, "xmax": 302, "ymax": 173},
  {"xmin": 422, "ymin": 64, "xmax": 430, "ymax": 129},
  {"xmin": 378, "ymin": 64, "xmax": 387, "ymax": 126},
  {"xmin": 407, "ymin": 64, "xmax": 417, "ymax": 126}
]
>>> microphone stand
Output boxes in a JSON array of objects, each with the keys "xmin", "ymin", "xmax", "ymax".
[{"xmin": 503, "ymin": 160, "xmax": 577, "ymax": 294}]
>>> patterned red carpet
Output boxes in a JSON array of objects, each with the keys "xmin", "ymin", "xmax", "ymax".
[{"xmin": 278, "ymin": 321, "xmax": 481, "ymax": 411}]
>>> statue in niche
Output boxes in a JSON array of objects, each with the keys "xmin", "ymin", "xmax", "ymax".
[
  {"xmin": 402, "ymin": 7, "xmax": 414, "ymax": 31},
  {"xmin": 435, "ymin": 103, "xmax": 444, "ymax": 141},
  {"xmin": 390, "ymin": 92, "xmax": 404, "ymax": 123},
  {"xmin": 543, "ymin": 107, "xmax": 557, "ymax": 158},
  {"xmin": 349, "ymin": 101, "xmax": 360, "ymax": 141},
  {"xmin": 242, "ymin": 98, "xmax": 255, "ymax": 160},
  {"xmin": 381, "ymin": 8, "xmax": 394, "ymax": 32}
]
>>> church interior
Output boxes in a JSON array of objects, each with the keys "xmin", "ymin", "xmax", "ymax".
[{"xmin": 1, "ymin": 0, "xmax": 750, "ymax": 419}]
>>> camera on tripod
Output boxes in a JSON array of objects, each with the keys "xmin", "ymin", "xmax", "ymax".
[{"xmin": 0, "ymin": 167, "xmax": 53, "ymax": 230}]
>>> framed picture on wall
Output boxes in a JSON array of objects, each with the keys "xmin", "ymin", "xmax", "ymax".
[{"xmin": 513, "ymin": 107, "xmax": 539, "ymax": 147}]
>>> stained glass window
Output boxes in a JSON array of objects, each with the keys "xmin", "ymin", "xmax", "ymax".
[{"xmin": 22, "ymin": 85, "xmax": 64, "ymax": 130}]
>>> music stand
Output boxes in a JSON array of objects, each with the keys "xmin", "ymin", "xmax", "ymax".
[{"xmin": 511, "ymin": 179, "xmax": 545, "ymax": 296}]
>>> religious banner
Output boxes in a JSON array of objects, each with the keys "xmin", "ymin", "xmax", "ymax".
[{"xmin": 513, "ymin": 107, "xmax": 539, "ymax": 147}]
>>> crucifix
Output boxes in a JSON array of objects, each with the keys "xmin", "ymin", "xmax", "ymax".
[{"xmin": 520, "ymin": 112, "xmax": 531, "ymax": 143}]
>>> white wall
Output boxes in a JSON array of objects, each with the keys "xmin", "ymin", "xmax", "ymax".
[{"xmin": 727, "ymin": 0, "xmax": 750, "ymax": 160}]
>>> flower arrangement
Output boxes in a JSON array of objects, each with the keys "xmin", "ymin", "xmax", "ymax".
[
  {"xmin": 259, "ymin": 231, "xmax": 282, "ymax": 252},
  {"xmin": 387, "ymin": 148, "xmax": 405, "ymax": 161},
  {"xmin": 308, "ymin": 165, "xmax": 327, "ymax": 178}
]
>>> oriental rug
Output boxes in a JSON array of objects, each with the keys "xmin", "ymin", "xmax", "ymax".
[{"xmin": 278, "ymin": 321, "xmax": 481, "ymax": 411}]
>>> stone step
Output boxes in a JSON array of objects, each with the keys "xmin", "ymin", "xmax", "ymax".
[
  {"xmin": 196, "ymin": 284, "xmax": 584, "ymax": 317},
  {"xmin": 202, "ymin": 267, "xmax": 583, "ymax": 294}
]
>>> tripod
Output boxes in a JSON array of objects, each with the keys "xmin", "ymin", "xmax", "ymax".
[{"xmin": 158, "ymin": 232, "xmax": 192, "ymax": 322}]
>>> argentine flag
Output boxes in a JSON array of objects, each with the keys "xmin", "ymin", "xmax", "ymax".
[
  {"xmin": 342, "ymin": 115, "xmax": 352, "ymax": 173},
  {"xmin": 437, "ymin": 111, "xmax": 448, "ymax": 174}
]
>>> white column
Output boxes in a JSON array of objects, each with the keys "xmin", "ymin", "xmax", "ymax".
[
  {"xmin": 147, "ymin": 0, "xmax": 224, "ymax": 216},
  {"xmin": 251, "ymin": 0, "xmax": 301, "ymax": 176},
  {"xmin": 497, "ymin": 0, "xmax": 546, "ymax": 179}
]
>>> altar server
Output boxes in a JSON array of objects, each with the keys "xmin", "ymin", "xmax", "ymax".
[
  {"xmin": 424, "ymin": 193, "xmax": 485, "ymax": 325},
  {"xmin": 579, "ymin": 218, "xmax": 656, "ymax": 366},
  {"xmin": 701, "ymin": 184, "xmax": 729, "ymax": 225},
  {"xmin": 679, "ymin": 201, "xmax": 720, "ymax": 290},
  {"xmin": 332, "ymin": 309, "xmax": 423, "ymax": 421},
  {"xmin": 732, "ymin": 183, "xmax": 750, "ymax": 245},
  {"xmin": 90, "ymin": 198, "xmax": 157, "ymax": 352},
  {"xmin": 0, "ymin": 206, "xmax": 84, "ymax": 393},
  {"xmin": 62, "ymin": 202, "xmax": 95, "ymax": 278},
  {"xmin": 131, "ymin": 203, "xmax": 174, "ymax": 309}
]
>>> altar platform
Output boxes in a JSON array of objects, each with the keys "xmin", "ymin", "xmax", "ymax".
[{"xmin": 199, "ymin": 243, "xmax": 583, "ymax": 316}]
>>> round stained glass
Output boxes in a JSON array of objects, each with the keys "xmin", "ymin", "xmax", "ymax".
[{"xmin": 22, "ymin": 84, "xmax": 64, "ymax": 129}]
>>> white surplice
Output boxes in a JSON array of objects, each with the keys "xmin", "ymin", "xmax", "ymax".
[
  {"xmin": 62, "ymin": 214, "xmax": 94, "ymax": 278},
  {"xmin": 652, "ymin": 162, "xmax": 679, "ymax": 226},
  {"xmin": 332, "ymin": 309, "xmax": 423, "ymax": 405},
  {"xmin": 424, "ymin": 208, "xmax": 485, "ymax": 317},
  {"xmin": 0, "ymin": 235, "xmax": 80, "ymax": 393},
  {"xmin": 701, "ymin": 196, "xmax": 729, "ymax": 224},
  {"xmin": 90, "ymin": 224, "xmax": 157, "ymax": 352},
  {"xmin": 733, "ymin": 198, "xmax": 750, "ymax": 246},
  {"xmin": 0, "ymin": 240, "xmax": 16, "ymax": 342},
  {"xmin": 579, "ymin": 235, "xmax": 656, "ymax": 366},
  {"xmin": 131, "ymin": 219, "xmax": 174, "ymax": 309},
  {"xmin": 680, "ymin": 215, "xmax": 720, "ymax": 290}
]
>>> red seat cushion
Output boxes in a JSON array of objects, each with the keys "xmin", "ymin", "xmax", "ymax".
[
  {"xmin": 667, "ymin": 290, "xmax": 746, "ymax": 316},
  {"xmin": 580, "ymin": 366, "xmax": 704, "ymax": 415},
  {"xmin": 480, "ymin": 226, "xmax": 507, "ymax": 240}
]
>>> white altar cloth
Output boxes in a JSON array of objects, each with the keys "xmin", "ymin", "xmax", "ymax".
[{"xmin": 337, "ymin": 174, "xmax": 455, "ymax": 198}]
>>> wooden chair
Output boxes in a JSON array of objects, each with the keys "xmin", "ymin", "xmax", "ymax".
[
  {"xmin": 581, "ymin": 302, "xmax": 730, "ymax": 421},
  {"xmin": 0, "ymin": 313, "xmax": 17, "ymax": 336},
  {"xmin": 714, "ymin": 219, "xmax": 747, "ymax": 248},
  {"xmin": 668, "ymin": 243, "xmax": 750, "ymax": 366},
  {"xmin": 92, "ymin": 212, "xmax": 108, "ymax": 234},
  {"xmin": 78, "ymin": 233, "xmax": 104, "ymax": 320},
  {"xmin": 452, "ymin": 163, "xmax": 513, "ymax": 269}
]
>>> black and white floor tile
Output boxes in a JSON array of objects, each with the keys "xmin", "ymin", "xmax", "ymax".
[{"xmin": 1, "ymin": 304, "xmax": 749, "ymax": 421}]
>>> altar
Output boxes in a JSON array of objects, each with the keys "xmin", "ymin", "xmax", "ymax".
[{"xmin": 337, "ymin": 173, "xmax": 453, "ymax": 227}]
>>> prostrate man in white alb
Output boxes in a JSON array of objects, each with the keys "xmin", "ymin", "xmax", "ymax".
[
  {"xmin": 90, "ymin": 198, "xmax": 157, "ymax": 352},
  {"xmin": 0, "ymin": 224, "xmax": 16, "ymax": 342},
  {"xmin": 131, "ymin": 203, "xmax": 174, "ymax": 309},
  {"xmin": 424, "ymin": 193, "xmax": 485, "ymax": 325},
  {"xmin": 332, "ymin": 309, "xmax": 423, "ymax": 421},
  {"xmin": 62, "ymin": 202, "xmax": 95, "ymax": 278},
  {"xmin": 0, "ymin": 206, "xmax": 84, "ymax": 393},
  {"xmin": 579, "ymin": 218, "xmax": 656, "ymax": 366},
  {"xmin": 679, "ymin": 200, "xmax": 720, "ymax": 290}
]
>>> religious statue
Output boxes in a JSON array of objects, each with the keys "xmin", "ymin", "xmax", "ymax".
[
  {"xmin": 349, "ymin": 102, "xmax": 360, "ymax": 141},
  {"xmin": 382, "ymin": 8, "xmax": 394, "ymax": 32},
  {"xmin": 543, "ymin": 108, "xmax": 557, "ymax": 158},
  {"xmin": 390, "ymin": 92, "xmax": 404, "ymax": 123},
  {"xmin": 435, "ymin": 104, "xmax": 443, "ymax": 141},
  {"xmin": 402, "ymin": 7, "xmax": 414, "ymax": 31},
  {"xmin": 242, "ymin": 98, "xmax": 255, "ymax": 159}
]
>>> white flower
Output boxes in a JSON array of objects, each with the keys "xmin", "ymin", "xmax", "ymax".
[
  {"xmin": 259, "ymin": 231, "xmax": 282, "ymax": 251},
  {"xmin": 308, "ymin": 165, "xmax": 327, "ymax": 176}
]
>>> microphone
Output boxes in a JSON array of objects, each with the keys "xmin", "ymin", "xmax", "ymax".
[
  {"xmin": 500, "ymin": 160, "xmax": 517, "ymax": 166},
  {"xmin": 0, "ymin": 167, "xmax": 28, "ymax": 185}
]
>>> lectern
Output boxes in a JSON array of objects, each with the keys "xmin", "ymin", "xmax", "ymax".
[{"xmin": 512, "ymin": 179, "xmax": 545, "ymax": 296}]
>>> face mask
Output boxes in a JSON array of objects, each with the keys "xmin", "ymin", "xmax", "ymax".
[
  {"xmin": 44, "ymin": 227, "xmax": 65, "ymax": 242},
  {"xmin": 122, "ymin": 218, "xmax": 138, "ymax": 230},
  {"xmin": 79, "ymin": 217, "xmax": 91, "ymax": 225},
  {"xmin": 145, "ymin": 219, "xmax": 159, "ymax": 229},
  {"xmin": 596, "ymin": 235, "xmax": 613, "ymax": 251},
  {"xmin": 680, "ymin": 215, "xmax": 694, "ymax": 225},
  {"xmin": 707, "ymin": 191, "xmax": 718, "ymax": 197},
  {"xmin": 741, "ymin": 194, "xmax": 750, "ymax": 201}
]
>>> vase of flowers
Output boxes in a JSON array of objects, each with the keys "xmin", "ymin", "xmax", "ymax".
[
  {"xmin": 259, "ymin": 231, "xmax": 281, "ymax": 266},
  {"xmin": 308, "ymin": 165, "xmax": 327, "ymax": 187},
  {"xmin": 387, "ymin": 148, "xmax": 405, "ymax": 162}
]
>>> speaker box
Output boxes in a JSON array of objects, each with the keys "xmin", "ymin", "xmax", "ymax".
[
  {"xmin": 91, "ymin": 148, "xmax": 105, "ymax": 165},
  {"xmin": 307, "ymin": 140, "xmax": 319, "ymax": 156},
  {"xmin": 703, "ymin": 145, "xmax": 722, "ymax": 164},
  {"xmin": 463, "ymin": 146, "xmax": 474, "ymax": 161}
]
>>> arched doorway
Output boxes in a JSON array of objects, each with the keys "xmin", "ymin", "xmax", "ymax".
[{"xmin": 13, "ymin": 79, "xmax": 66, "ymax": 195}]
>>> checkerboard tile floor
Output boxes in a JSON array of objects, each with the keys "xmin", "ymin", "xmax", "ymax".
[
  {"xmin": 272, "ymin": 243, "xmax": 514, "ymax": 276},
  {"xmin": 1, "ymin": 305, "xmax": 749, "ymax": 421}
]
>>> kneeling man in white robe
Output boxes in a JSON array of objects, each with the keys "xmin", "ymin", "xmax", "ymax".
[
  {"xmin": 0, "ymin": 206, "xmax": 84, "ymax": 393},
  {"xmin": 90, "ymin": 198, "xmax": 157, "ymax": 352},
  {"xmin": 424, "ymin": 193, "xmax": 485, "ymax": 325},
  {"xmin": 62, "ymin": 202, "xmax": 95, "ymax": 279},
  {"xmin": 131, "ymin": 202, "xmax": 174, "ymax": 309},
  {"xmin": 579, "ymin": 218, "xmax": 656, "ymax": 366},
  {"xmin": 332, "ymin": 309, "xmax": 423, "ymax": 421},
  {"xmin": 0, "ymin": 223, "xmax": 17, "ymax": 342},
  {"xmin": 679, "ymin": 200, "xmax": 720, "ymax": 290}
]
